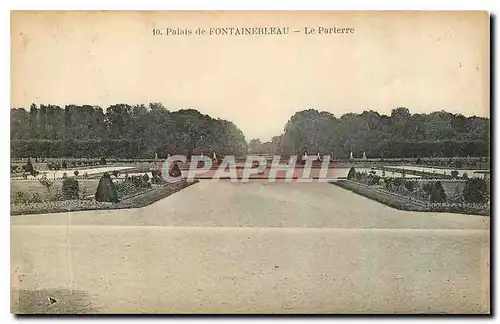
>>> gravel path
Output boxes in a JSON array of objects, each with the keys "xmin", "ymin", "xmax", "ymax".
[
  {"xmin": 11, "ymin": 181, "xmax": 489, "ymax": 229},
  {"xmin": 11, "ymin": 181, "xmax": 490, "ymax": 314}
]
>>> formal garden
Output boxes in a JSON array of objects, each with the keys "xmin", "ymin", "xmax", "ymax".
[
  {"xmin": 10, "ymin": 157, "xmax": 194, "ymax": 216},
  {"xmin": 334, "ymin": 167, "xmax": 490, "ymax": 216}
]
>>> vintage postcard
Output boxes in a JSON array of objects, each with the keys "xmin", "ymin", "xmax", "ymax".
[{"xmin": 10, "ymin": 11, "xmax": 490, "ymax": 314}]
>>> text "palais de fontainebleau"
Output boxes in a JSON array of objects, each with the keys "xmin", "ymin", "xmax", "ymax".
[{"xmin": 152, "ymin": 26, "xmax": 355, "ymax": 36}]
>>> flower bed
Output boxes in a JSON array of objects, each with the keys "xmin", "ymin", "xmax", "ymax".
[
  {"xmin": 333, "ymin": 179, "xmax": 489, "ymax": 216},
  {"xmin": 11, "ymin": 179, "xmax": 198, "ymax": 216},
  {"xmin": 333, "ymin": 180, "xmax": 428, "ymax": 211},
  {"xmin": 11, "ymin": 199, "xmax": 115, "ymax": 216},
  {"xmin": 115, "ymin": 180, "xmax": 198, "ymax": 209}
]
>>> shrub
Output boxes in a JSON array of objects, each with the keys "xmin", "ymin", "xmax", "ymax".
[
  {"xmin": 13, "ymin": 192, "xmax": 28, "ymax": 204},
  {"xmin": 451, "ymin": 170, "xmax": 459, "ymax": 178},
  {"xmin": 142, "ymin": 173, "xmax": 150, "ymax": 182},
  {"xmin": 404, "ymin": 181, "xmax": 415, "ymax": 192},
  {"xmin": 151, "ymin": 170, "xmax": 163, "ymax": 184},
  {"xmin": 430, "ymin": 181, "xmax": 446, "ymax": 203},
  {"xmin": 152, "ymin": 175, "xmax": 163, "ymax": 184},
  {"xmin": 100, "ymin": 157, "xmax": 107, "ymax": 165},
  {"xmin": 24, "ymin": 158, "xmax": 39, "ymax": 177},
  {"xmin": 80, "ymin": 185, "xmax": 90, "ymax": 200},
  {"xmin": 25, "ymin": 158, "xmax": 34, "ymax": 174},
  {"xmin": 112, "ymin": 170, "xmax": 119, "ymax": 178},
  {"xmin": 95, "ymin": 172, "xmax": 118, "ymax": 203},
  {"xmin": 63, "ymin": 172, "xmax": 68, "ymax": 179},
  {"xmin": 367, "ymin": 174, "xmax": 380, "ymax": 186},
  {"xmin": 449, "ymin": 186, "xmax": 464, "ymax": 203},
  {"xmin": 422, "ymin": 182, "xmax": 434, "ymax": 197},
  {"xmin": 463, "ymin": 178, "xmax": 488, "ymax": 203},
  {"xmin": 347, "ymin": 167, "xmax": 356, "ymax": 179},
  {"xmin": 462, "ymin": 173, "xmax": 469, "ymax": 179},
  {"xmin": 62, "ymin": 177, "xmax": 79, "ymax": 200},
  {"xmin": 62, "ymin": 160, "xmax": 67, "ymax": 169},
  {"xmin": 169, "ymin": 163, "xmax": 182, "ymax": 178},
  {"xmin": 29, "ymin": 193, "xmax": 43, "ymax": 203},
  {"xmin": 130, "ymin": 176, "xmax": 142, "ymax": 187},
  {"xmin": 393, "ymin": 177, "xmax": 404, "ymax": 187},
  {"xmin": 416, "ymin": 157, "xmax": 422, "ymax": 165},
  {"xmin": 74, "ymin": 170, "xmax": 79, "ymax": 177},
  {"xmin": 38, "ymin": 175, "xmax": 54, "ymax": 194}
]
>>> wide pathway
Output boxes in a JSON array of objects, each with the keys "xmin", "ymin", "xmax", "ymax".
[{"xmin": 11, "ymin": 181, "xmax": 490, "ymax": 314}]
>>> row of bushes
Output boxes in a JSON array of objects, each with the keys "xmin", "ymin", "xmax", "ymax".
[
  {"xmin": 415, "ymin": 157, "xmax": 485, "ymax": 169},
  {"xmin": 47, "ymin": 157, "xmax": 107, "ymax": 170},
  {"xmin": 13, "ymin": 170, "xmax": 162, "ymax": 205},
  {"xmin": 96, "ymin": 172, "xmax": 168, "ymax": 203},
  {"xmin": 346, "ymin": 167, "xmax": 490, "ymax": 204},
  {"xmin": 11, "ymin": 157, "xmax": 108, "ymax": 173}
]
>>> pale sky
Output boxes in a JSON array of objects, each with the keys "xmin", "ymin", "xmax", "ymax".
[{"xmin": 11, "ymin": 11, "xmax": 489, "ymax": 141}]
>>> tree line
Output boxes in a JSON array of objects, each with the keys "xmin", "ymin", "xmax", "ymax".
[
  {"xmin": 249, "ymin": 107, "xmax": 489, "ymax": 158},
  {"xmin": 11, "ymin": 104, "xmax": 489, "ymax": 159},
  {"xmin": 11, "ymin": 103, "xmax": 248, "ymax": 158}
]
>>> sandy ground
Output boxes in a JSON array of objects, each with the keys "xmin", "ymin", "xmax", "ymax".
[{"xmin": 11, "ymin": 181, "xmax": 490, "ymax": 314}]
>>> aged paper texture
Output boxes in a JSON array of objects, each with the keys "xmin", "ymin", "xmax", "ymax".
[{"xmin": 11, "ymin": 11, "xmax": 490, "ymax": 314}]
